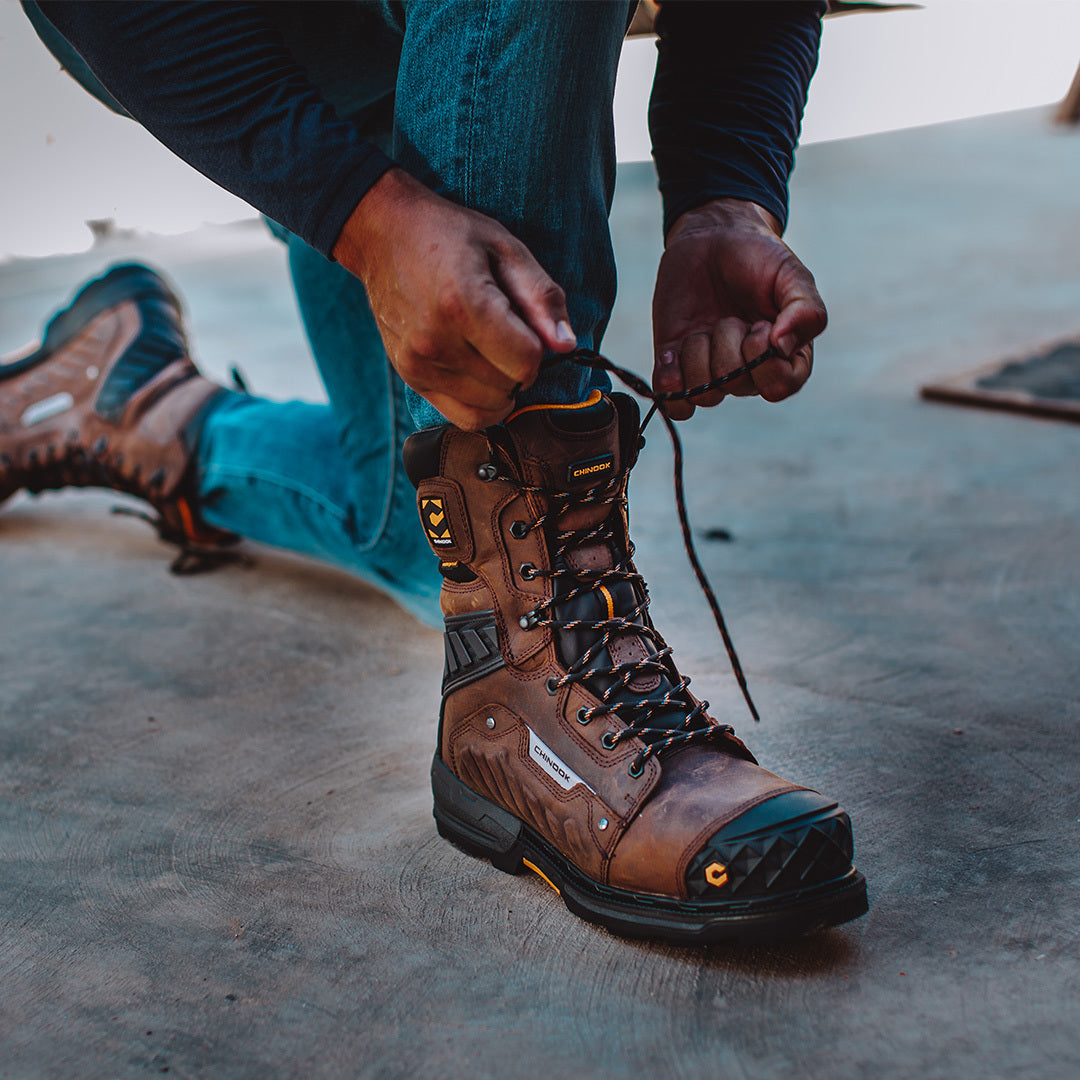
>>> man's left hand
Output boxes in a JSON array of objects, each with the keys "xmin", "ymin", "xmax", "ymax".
[{"xmin": 652, "ymin": 198, "xmax": 827, "ymax": 420}]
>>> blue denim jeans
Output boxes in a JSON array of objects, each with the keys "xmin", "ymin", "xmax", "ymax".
[{"xmin": 27, "ymin": 0, "xmax": 634, "ymax": 626}]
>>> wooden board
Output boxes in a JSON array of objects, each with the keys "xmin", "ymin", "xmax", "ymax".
[{"xmin": 921, "ymin": 336, "xmax": 1080, "ymax": 422}]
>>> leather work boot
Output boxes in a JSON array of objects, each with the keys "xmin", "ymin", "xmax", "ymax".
[
  {"xmin": 0, "ymin": 263, "xmax": 238, "ymax": 567},
  {"xmin": 404, "ymin": 391, "xmax": 868, "ymax": 943}
]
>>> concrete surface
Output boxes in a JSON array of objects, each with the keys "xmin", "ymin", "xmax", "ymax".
[{"xmin": 2, "ymin": 107, "xmax": 1080, "ymax": 1079}]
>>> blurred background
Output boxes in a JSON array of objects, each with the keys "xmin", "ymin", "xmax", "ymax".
[{"xmin": 2, "ymin": 0, "xmax": 1080, "ymax": 262}]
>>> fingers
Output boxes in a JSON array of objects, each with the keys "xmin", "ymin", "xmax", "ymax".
[
  {"xmin": 393, "ymin": 338, "xmax": 524, "ymax": 431},
  {"xmin": 652, "ymin": 339, "xmax": 691, "ymax": 421},
  {"xmin": 744, "ymin": 320, "xmax": 812, "ymax": 402},
  {"xmin": 419, "ymin": 388, "xmax": 515, "ymax": 432},
  {"xmin": 347, "ymin": 178, "xmax": 579, "ymax": 433},
  {"xmin": 653, "ymin": 319, "xmax": 758, "ymax": 420},
  {"xmin": 449, "ymin": 278, "xmax": 546, "ymax": 388},
  {"xmin": 491, "ymin": 238, "xmax": 577, "ymax": 355},
  {"xmin": 421, "ymin": 229, "xmax": 580, "ymax": 428}
]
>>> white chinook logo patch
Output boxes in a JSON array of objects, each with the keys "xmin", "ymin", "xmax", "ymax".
[
  {"xmin": 526, "ymin": 726, "xmax": 594, "ymax": 793},
  {"xmin": 21, "ymin": 392, "xmax": 74, "ymax": 427}
]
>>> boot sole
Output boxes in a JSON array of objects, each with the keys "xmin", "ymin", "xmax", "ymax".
[{"xmin": 431, "ymin": 755, "xmax": 868, "ymax": 946}]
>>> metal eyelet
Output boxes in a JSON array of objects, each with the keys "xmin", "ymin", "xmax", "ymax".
[
  {"xmin": 510, "ymin": 520, "xmax": 529, "ymax": 539},
  {"xmin": 477, "ymin": 463, "xmax": 498, "ymax": 482},
  {"xmin": 545, "ymin": 676, "xmax": 560, "ymax": 696},
  {"xmin": 576, "ymin": 707, "xmax": 591, "ymax": 725},
  {"xmin": 628, "ymin": 758, "xmax": 645, "ymax": 779},
  {"xmin": 519, "ymin": 611, "xmax": 540, "ymax": 631},
  {"xmin": 601, "ymin": 731, "xmax": 618, "ymax": 750},
  {"xmin": 519, "ymin": 562, "xmax": 537, "ymax": 581}
]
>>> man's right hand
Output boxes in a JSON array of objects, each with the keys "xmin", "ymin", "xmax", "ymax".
[{"xmin": 332, "ymin": 168, "xmax": 577, "ymax": 431}]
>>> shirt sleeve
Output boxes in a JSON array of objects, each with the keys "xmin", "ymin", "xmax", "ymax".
[
  {"xmin": 649, "ymin": 0, "xmax": 826, "ymax": 237},
  {"xmin": 35, "ymin": 1, "xmax": 395, "ymax": 258}
]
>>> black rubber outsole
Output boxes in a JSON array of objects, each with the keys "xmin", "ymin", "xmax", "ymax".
[{"xmin": 431, "ymin": 755, "xmax": 868, "ymax": 946}]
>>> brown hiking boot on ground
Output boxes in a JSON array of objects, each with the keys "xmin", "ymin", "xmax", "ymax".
[
  {"xmin": 404, "ymin": 391, "xmax": 868, "ymax": 944},
  {"xmin": 0, "ymin": 263, "xmax": 239, "ymax": 569}
]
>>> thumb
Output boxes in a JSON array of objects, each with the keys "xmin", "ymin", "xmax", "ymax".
[{"xmin": 771, "ymin": 265, "xmax": 828, "ymax": 358}]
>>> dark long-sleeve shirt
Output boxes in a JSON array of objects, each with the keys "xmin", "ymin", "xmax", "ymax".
[
  {"xmin": 651, "ymin": 1, "xmax": 824, "ymax": 235},
  {"xmin": 36, "ymin": 1, "xmax": 824, "ymax": 256}
]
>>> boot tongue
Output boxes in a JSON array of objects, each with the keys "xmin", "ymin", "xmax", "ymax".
[
  {"xmin": 503, "ymin": 395, "xmax": 683, "ymax": 725},
  {"xmin": 503, "ymin": 391, "xmax": 621, "ymax": 532}
]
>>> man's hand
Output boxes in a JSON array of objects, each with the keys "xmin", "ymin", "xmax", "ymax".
[
  {"xmin": 652, "ymin": 198, "xmax": 827, "ymax": 420},
  {"xmin": 332, "ymin": 168, "xmax": 577, "ymax": 431}
]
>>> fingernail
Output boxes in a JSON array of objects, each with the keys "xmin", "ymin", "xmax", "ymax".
[
  {"xmin": 658, "ymin": 350, "xmax": 677, "ymax": 368},
  {"xmin": 555, "ymin": 320, "xmax": 576, "ymax": 346},
  {"xmin": 776, "ymin": 333, "xmax": 797, "ymax": 358}
]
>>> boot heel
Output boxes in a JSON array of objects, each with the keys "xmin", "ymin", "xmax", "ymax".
[{"xmin": 430, "ymin": 755, "xmax": 525, "ymax": 873}]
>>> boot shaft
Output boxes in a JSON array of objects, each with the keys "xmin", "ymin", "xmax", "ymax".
[{"xmin": 403, "ymin": 391, "xmax": 642, "ymax": 663}]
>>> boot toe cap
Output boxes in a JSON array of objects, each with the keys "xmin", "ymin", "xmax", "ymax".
[{"xmin": 685, "ymin": 788, "xmax": 857, "ymax": 901}]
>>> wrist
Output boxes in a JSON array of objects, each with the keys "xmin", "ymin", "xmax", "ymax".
[
  {"xmin": 332, "ymin": 167, "xmax": 427, "ymax": 281},
  {"xmin": 666, "ymin": 198, "xmax": 782, "ymax": 247}
]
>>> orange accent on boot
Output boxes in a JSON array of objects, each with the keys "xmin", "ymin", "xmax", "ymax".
[
  {"xmin": 506, "ymin": 388, "xmax": 603, "ymax": 423},
  {"xmin": 598, "ymin": 584, "xmax": 615, "ymax": 621},
  {"xmin": 523, "ymin": 859, "xmax": 561, "ymax": 896},
  {"xmin": 174, "ymin": 496, "xmax": 232, "ymax": 546},
  {"xmin": 175, "ymin": 496, "xmax": 199, "ymax": 540},
  {"xmin": 705, "ymin": 862, "xmax": 729, "ymax": 888}
]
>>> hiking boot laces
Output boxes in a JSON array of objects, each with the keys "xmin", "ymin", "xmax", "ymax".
[{"xmin": 494, "ymin": 458, "xmax": 738, "ymax": 779}]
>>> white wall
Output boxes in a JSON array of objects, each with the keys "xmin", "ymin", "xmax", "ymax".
[{"xmin": 3, "ymin": 0, "xmax": 1080, "ymax": 260}]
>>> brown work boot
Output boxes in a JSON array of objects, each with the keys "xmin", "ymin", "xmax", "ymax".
[
  {"xmin": 404, "ymin": 391, "xmax": 867, "ymax": 943},
  {"xmin": 0, "ymin": 263, "xmax": 239, "ymax": 568}
]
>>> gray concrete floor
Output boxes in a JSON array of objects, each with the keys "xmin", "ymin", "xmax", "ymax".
[{"xmin": 2, "ymin": 108, "xmax": 1079, "ymax": 1079}]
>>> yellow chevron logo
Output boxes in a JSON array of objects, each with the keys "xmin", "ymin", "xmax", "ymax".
[{"xmin": 422, "ymin": 497, "xmax": 453, "ymax": 544}]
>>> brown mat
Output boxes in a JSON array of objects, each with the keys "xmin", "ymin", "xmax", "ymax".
[{"xmin": 920, "ymin": 336, "xmax": 1080, "ymax": 422}]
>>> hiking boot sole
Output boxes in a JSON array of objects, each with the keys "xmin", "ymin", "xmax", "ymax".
[{"xmin": 432, "ymin": 754, "xmax": 869, "ymax": 946}]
